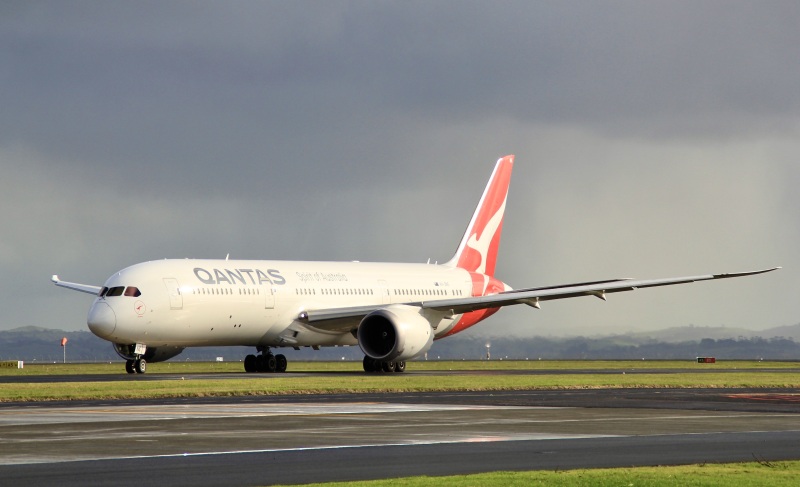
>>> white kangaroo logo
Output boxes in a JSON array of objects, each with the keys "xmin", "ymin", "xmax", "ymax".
[{"xmin": 465, "ymin": 196, "xmax": 507, "ymax": 278}]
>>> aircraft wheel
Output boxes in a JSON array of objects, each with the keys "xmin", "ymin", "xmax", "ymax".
[
  {"xmin": 264, "ymin": 354, "xmax": 277, "ymax": 373},
  {"xmin": 134, "ymin": 358, "xmax": 147, "ymax": 374},
  {"xmin": 244, "ymin": 354, "xmax": 257, "ymax": 373},
  {"xmin": 255, "ymin": 354, "xmax": 266, "ymax": 372},
  {"xmin": 362, "ymin": 356, "xmax": 378, "ymax": 372},
  {"xmin": 381, "ymin": 361, "xmax": 396, "ymax": 373},
  {"xmin": 275, "ymin": 354, "xmax": 287, "ymax": 373},
  {"xmin": 125, "ymin": 359, "xmax": 135, "ymax": 374},
  {"xmin": 395, "ymin": 361, "xmax": 406, "ymax": 373}
]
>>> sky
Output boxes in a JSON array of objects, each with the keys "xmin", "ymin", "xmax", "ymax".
[{"xmin": 1, "ymin": 1, "xmax": 798, "ymax": 338}]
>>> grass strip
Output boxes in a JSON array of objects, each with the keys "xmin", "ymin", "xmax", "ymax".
[
  {"xmin": 2, "ymin": 370, "xmax": 800, "ymax": 402},
  {"xmin": 279, "ymin": 461, "xmax": 800, "ymax": 487},
  {"xmin": 4, "ymin": 359, "xmax": 799, "ymax": 376}
]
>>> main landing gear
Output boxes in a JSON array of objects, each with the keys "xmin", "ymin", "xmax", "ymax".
[
  {"xmin": 363, "ymin": 356, "xmax": 406, "ymax": 373},
  {"xmin": 243, "ymin": 347, "xmax": 287, "ymax": 373},
  {"xmin": 125, "ymin": 357, "xmax": 147, "ymax": 374}
]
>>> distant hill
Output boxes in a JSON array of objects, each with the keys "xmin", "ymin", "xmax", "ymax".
[
  {"xmin": 0, "ymin": 327, "xmax": 370, "ymax": 363},
  {"xmin": 758, "ymin": 323, "xmax": 800, "ymax": 341},
  {"xmin": 2, "ymin": 323, "xmax": 799, "ymax": 363},
  {"xmin": 622, "ymin": 325, "xmax": 755, "ymax": 343},
  {"xmin": 618, "ymin": 323, "xmax": 800, "ymax": 343},
  {"xmin": 0, "ymin": 327, "xmax": 120, "ymax": 363}
]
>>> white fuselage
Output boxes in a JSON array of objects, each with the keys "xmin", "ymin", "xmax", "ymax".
[{"xmin": 88, "ymin": 259, "xmax": 481, "ymax": 349}]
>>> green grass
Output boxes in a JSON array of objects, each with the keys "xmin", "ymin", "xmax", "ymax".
[
  {"xmin": 283, "ymin": 461, "xmax": 800, "ymax": 487},
  {"xmin": 3, "ymin": 359, "xmax": 798, "ymax": 376},
  {"xmin": 1, "ymin": 360, "xmax": 799, "ymax": 402}
]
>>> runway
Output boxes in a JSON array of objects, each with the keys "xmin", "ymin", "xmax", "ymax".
[{"xmin": 2, "ymin": 387, "xmax": 800, "ymax": 486}]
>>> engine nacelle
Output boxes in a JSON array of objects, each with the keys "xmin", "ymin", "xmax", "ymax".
[
  {"xmin": 113, "ymin": 343, "xmax": 185, "ymax": 363},
  {"xmin": 357, "ymin": 305, "xmax": 434, "ymax": 362}
]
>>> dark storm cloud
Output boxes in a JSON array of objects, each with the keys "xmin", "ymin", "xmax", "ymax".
[
  {"xmin": 1, "ymin": 1, "xmax": 798, "ymax": 333},
  {"xmin": 3, "ymin": 2, "xmax": 798, "ymax": 193}
]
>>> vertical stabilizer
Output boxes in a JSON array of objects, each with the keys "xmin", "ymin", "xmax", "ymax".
[{"xmin": 445, "ymin": 155, "xmax": 514, "ymax": 277}]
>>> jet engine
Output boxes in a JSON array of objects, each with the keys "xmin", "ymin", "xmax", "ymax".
[
  {"xmin": 113, "ymin": 343, "xmax": 185, "ymax": 363},
  {"xmin": 357, "ymin": 305, "xmax": 434, "ymax": 362}
]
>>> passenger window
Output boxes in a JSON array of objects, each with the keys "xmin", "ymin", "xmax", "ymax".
[{"xmin": 124, "ymin": 287, "xmax": 141, "ymax": 297}]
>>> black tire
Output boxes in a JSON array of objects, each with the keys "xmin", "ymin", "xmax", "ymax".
[
  {"xmin": 275, "ymin": 354, "xmax": 287, "ymax": 373},
  {"xmin": 125, "ymin": 359, "xmax": 135, "ymax": 374},
  {"xmin": 363, "ymin": 356, "xmax": 378, "ymax": 372},
  {"xmin": 381, "ymin": 361, "xmax": 396, "ymax": 373},
  {"xmin": 135, "ymin": 358, "xmax": 147, "ymax": 374},
  {"xmin": 244, "ymin": 354, "xmax": 257, "ymax": 373},
  {"xmin": 255, "ymin": 354, "xmax": 266, "ymax": 372},
  {"xmin": 395, "ymin": 361, "xmax": 406, "ymax": 373},
  {"xmin": 265, "ymin": 354, "xmax": 277, "ymax": 373}
]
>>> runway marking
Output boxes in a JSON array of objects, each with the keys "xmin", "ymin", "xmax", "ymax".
[
  {"xmin": 13, "ymin": 427, "xmax": 800, "ymax": 466},
  {"xmin": 0, "ymin": 403, "xmax": 562, "ymax": 427},
  {"xmin": 1, "ymin": 433, "xmax": 624, "ymax": 465},
  {"xmin": 115, "ymin": 428, "xmax": 800, "ymax": 464}
]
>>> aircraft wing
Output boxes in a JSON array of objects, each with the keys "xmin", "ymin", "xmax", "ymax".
[
  {"xmin": 424, "ymin": 267, "xmax": 780, "ymax": 314},
  {"xmin": 301, "ymin": 267, "xmax": 779, "ymax": 330},
  {"xmin": 51, "ymin": 275, "xmax": 102, "ymax": 296}
]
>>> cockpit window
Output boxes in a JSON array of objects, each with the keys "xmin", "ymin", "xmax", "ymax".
[
  {"xmin": 106, "ymin": 286, "xmax": 125, "ymax": 297},
  {"xmin": 100, "ymin": 285, "xmax": 142, "ymax": 297},
  {"xmin": 124, "ymin": 287, "xmax": 141, "ymax": 297}
]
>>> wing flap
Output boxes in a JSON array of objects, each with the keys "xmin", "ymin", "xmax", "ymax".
[
  {"xmin": 300, "ymin": 305, "xmax": 388, "ymax": 323},
  {"xmin": 299, "ymin": 304, "xmax": 390, "ymax": 333}
]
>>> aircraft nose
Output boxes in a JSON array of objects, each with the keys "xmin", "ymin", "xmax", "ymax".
[{"xmin": 87, "ymin": 302, "xmax": 116, "ymax": 338}]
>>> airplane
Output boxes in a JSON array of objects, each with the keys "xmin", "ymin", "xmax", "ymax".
[{"xmin": 52, "ymin": 155, "xmax": 778, "ymax": 374}]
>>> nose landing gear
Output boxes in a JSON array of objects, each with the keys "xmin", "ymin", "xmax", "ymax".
[
  {"xmin": 123, "ymin": 343, "xmax": 148, "ymax": 374},
  {"xmin": 125, "ymin": 357, "xmax": 147, "ymax": 374}
]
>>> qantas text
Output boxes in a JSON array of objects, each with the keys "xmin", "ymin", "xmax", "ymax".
[{"xmin": 193, "ymin": 268, "xmax": 286, "ymax": 286}]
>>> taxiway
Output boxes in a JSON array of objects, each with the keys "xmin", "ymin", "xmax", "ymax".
[{"xmin": 1, "ymin": 374, "xmax": 800, "ymax": 486}]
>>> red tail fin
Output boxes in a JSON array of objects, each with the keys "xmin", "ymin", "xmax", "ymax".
[{"xmin": 446, "ymin": 155, "xmax": 514, "ymax": 276}]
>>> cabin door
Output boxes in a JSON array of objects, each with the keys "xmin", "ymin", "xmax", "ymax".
[
  {"xmin": 377, "ymin": 280, "xmax": 390, "ymax": 304},
  {"xmin": 265, "ymin": 286, "xmax": 275, "ymax": 309},
  {"xmin": 163, "ymin": 278, "xmax": 183, "ymax": 310}
]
